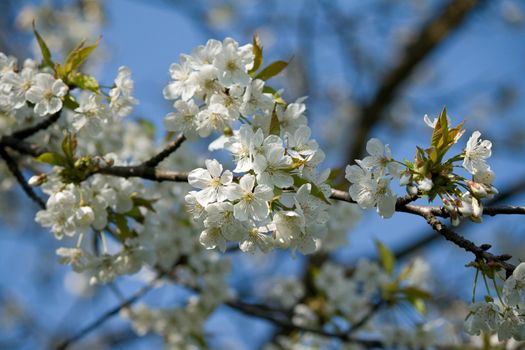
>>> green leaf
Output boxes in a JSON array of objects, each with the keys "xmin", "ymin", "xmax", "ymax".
[
  {"xmin": 375, "ymin": 240, "xmax": 396, "ymax": 275},
  {"xmin": 254, "ymin": 60, "xmax": 288, "ymax": 81},
  {"xmin": 68, "ymin": 73, "xmax": 100, "ymax": 93},
  {"xmin": 61, "ymin": 134, "xmax": 77, "ymax": 166},
  {"xmin": 249, "ymin": 34, "xmax": 263, "ymax": 75},
  {"xmin": 35, "ymin": 152, "xmax": 67, "ymax": 167},
  {"xmin": 410, "ymin": 297, "xmax": 427, "ymax": 315},
  {"xmin": 269, "ymin": 108, "xmax": 281, "ymax": 136},
  {"xmin": 439, "ymin": 106, "xmax": 449, "ymax": 147},
  {"xmin": 32, "ymin": 22, "xmax": 53, "ymax": 69},
  {"xmin": 292, "ymin": 175, "xmax": 331, "ymax": 205},
  {"xmin": 63, "ymin": 37, "xmax": 101, "ymax": 75},
  {"xmin": 63, "ymin": 94, "xmax": 80, "ymax": 110},
  {"xmin": 124, "ymin": 206, "xmax": 145, "ymax": 224},
  {"xmin": 113, "ymin": 213, "xmax": 134, "ymax": 240},
  {"xmin": 401, "ymin": 286, "xmax": 432, "ymax": 300},
  {"xmin": 132, "ymin": 197, "xmax": 157, "ymax": 212},
  {"xmin": 138, "ymin": 119, "xmax": 156, "ymax": 139}
]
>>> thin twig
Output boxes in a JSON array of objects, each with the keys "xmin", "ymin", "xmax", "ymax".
[
  {"xmin": 226, "ymin": 300, "xmax": 383, "ymax": 347},
  {"xmin": 0, "ymin": 147, "xmax": 45, "ymax": 209},
  {"xmin": 142, "ymin": 134, "xmax": 186, "ymax": 167},
  {"xmin": 422, "ymin": 213, "xmax": 516, "ymax": 277},
  {"xmin": 55, "ymin": 275, "xmax": 161, "ymax": 350},
  {"xmin": 11, "ymin": 111, "xmax": 62, "ymax": 140}
]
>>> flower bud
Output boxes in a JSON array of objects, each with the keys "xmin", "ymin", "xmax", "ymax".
[
  {"xmin": 399, "ymin": 171, "xmax": 412, "ymax": 186},
  {"xmin": 417, "ymin": 178, "xmax": 433, "ymax": 192},
  {"xmin": 28, "ymin": 173, "xmax": 47, "ymax": 186},
  {"xmin": 468, "ymin": 181, "xmax": 488, "ymax": 198}
]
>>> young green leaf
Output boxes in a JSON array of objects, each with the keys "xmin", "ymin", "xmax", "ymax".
[
  {"xmin": 254, "ymin": 60, "xmax": 288, "ymax": 81},
  {"xmin": 375, "ymin": 240, "xmax": 396, "ymax": 275},
  {"xmin": 32, "ymin": 22, "xmax": 54, "ymax": 69},
  {"xmin": 63, "ymin": 94, "xmax": 80, "ymax": 110},
  {"xmin": 68, "ymin": 73, "xmax": 100, "ymax": 93},
  {"xmin": 249, "ymin": 34, "xmax": 263, "ymax": 75},
  {"xmin": 292, "ymin": 175, "xmax": 331, "ymax": 205},
  {"xmin": 35, "ymin": 153, "xmax": 67, "ymax": 167},
  {"xmin": 63, "ymin": 37, "xmax": 101, "ymax": 75}
]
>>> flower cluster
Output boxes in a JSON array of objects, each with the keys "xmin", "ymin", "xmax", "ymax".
[
  {"xmin": 466, "ymin": 263, "xmax": 525, "ymax": 341},
  {"xmin": 344, "ymin": 109, "xmax": 498, "ymax": 228},
  {"xmin": 164, "ymin": 38, "xmax": 334, "ymax": 255},
  {"xmin": 345, "ymin": 138, "xmax": 399, "ymax": 218}
]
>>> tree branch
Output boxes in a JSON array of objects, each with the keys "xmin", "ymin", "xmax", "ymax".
[
  {"xmin": 392, "ymin": 177, "xmax": 525, "ymax": 260},
  {"xmin": 11, "ymin": 111, "xmax": 62, "ymax": 140},
  {"xmin": 142, "ymin": 134, "xmax": 186, "ymax": 167},
  {"xmin": 55, "ymin": 274, "xmax": 162, "ymax": 350},
  {"xmin": 0, "ymin": 147, "xmax": 45, "ymax": 209},
  {"xmin": 226, "ymin": 299, "xmax": 384, "ymax": 348},
  {"xmin": 422, "ymin": 212, "xmax": 516, "ymax": 277}
]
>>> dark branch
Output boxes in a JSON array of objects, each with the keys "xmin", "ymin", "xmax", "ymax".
[
  {"xmin": 393, "ymin": 177, "xmax": 525, "ymax": 260},
  {"xmin": 422, "ymin": 213, "xmax": 516, "ymax": 277},
  {"xmin": 142, "ymin": 134, "xmax": 186, "ymax": 167},
  {"xmin": 226, "ymin": 300, "xmax": 384, "ymax": 347},
  {"xmin": 0, "ymin": 147, "xmax": 45, "ymax": 209},
  {"xmin": 11, "ymin": 111, "xmax": 62, "ymax": 140},
  {"xmin": 55, "ymin": 275, "xmax": 161, "ymax": 350}
]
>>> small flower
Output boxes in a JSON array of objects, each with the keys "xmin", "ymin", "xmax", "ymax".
[
  {"xmin": 359, "ymin": 138, "xmax": 398, "ymax": 176},
  {"xmin": 213, "ymin": 38, "xmax": 253, "ymax": 87},
  {"xmin": 253, "ymin": 143, "xmax": 293, "ymax": 188},
  {"xmin": 345, "ymin": 164, "xmax": 397, "ymax": 218},
  {"xmin": 463, "ymin": 131, "xmax": 492, "ymax": 174},
  {"xmin": 164, "ymin": 99, "xmax": 199, "ymax": 139},
  {"xmin": 110, "ymin": 66, "xmax": 138, "ymax": 117},
  {"xmin": 226, "ymin": 174, "xmax": 273, "ymax": 221},
  {"xmin": 188, "ymin": 159, "xmax": 233, "ymax": 206},
  {"xmin": 196, "ymin": 103, "xmax": 235, "ymax": 137},
  {"xmin": 25, "ymin": 73, "xmax": 68, "ymax": 116}
]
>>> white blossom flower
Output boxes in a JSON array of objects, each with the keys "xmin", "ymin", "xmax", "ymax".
[
  {"xmin": 73, "ymin": 91, "xmax": 111, "ymax": 135},
  {"xmin": 213, "ymin": 37, "xmax": 253, "ymax": 87},
  {"xmin": 199, "ymin": 227, "xmax": 227, "ymax": 252},
  {"xmin": 164, "ymin": 56, "xmax": 197, "ymax": 101},
  {"xmin": 240, "ymin": 79, "xmax": 273, "ymax": 116},
  {"xmin": 463, "ymin": 131, "xmax": 492, "ymax": 174},
  {"xmin": 239, "ymin": 224, "xmax": 274, "ymax": 253},
  {"xmin": 273, "ymin": 210, "xmax": 305, "ymax": 248},
  {"xmin": 109, "ymin": 66, "xmax": 137, "ymax": 117},
  {"xmin": 253, "ymin": 143, "xmax": 293, "ymax": 188},
  {"xmin": 196, "ymin": 103, "xmax": 235, "ymax": 137},
  {"xmin": 345, "ymin": 164, "xmax": 397, "ymax": 218},
  {"xmin": 359, "ymin": 138, "xmax": 398, "ymax": 176},
  {"xmin": 275, "ymin": 99, "xmax": 308, "ymax": 133},
  {"xmin": 25, "ymin": 73, "xmax": 68, "ymax": 116},
  {"xmin": 225, "ymin": 125, "xmax": 265, "ymax": 173},
  {"xmin": 464, "ymin": 302, "xmax": 500, "ymax": 336},
  {"xmin": 226, "ymin": 174, "xmax": 273, "ymax": 221},
  {"xmin": 204, "ymin": 201, "xmax": 244, "ymax": 241},
  {"xmin": 188, "ymin": 159, "xmax": 233, "ymax": 206},
  {"xmin": 0, "ymin": 68, "xmax": 35, "ymax": 109},
  {"xmin": 164, "ymin": 99, "xmax": 199, "ymax": 139},
  {"xmin": 503, "ymin": 262, "xmax": 525, "ymax": 308}
]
